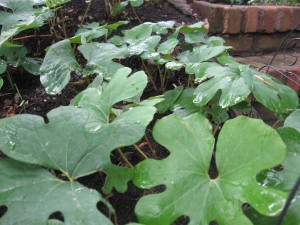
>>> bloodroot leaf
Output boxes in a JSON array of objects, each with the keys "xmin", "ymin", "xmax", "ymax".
[
  {"xmin": 0, "ymin": 159, "xmax": 113, "ymax": 225},
  {"xmin": 0, "ymin": 106, "xmax": 145, "ymax": 179},
  {"xmin": 40, "ymin": 40, "xmax": 81, "ymax": 95},
  {"xmin": 133, "ymin": 114, "xmax": 287, "ymax": 225}
]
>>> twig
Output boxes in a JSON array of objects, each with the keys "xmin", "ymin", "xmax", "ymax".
[
  {"xmin": 134, "ymin": 144, "xmax": 148, "ymax": 159},
  {"xmin": 117, "ymin": 148, "xmax": 134, "ymax": 168},
  {"xmin": 10, "ymin": 34, "xmax": 64, "ymax": 42},
  {"xmin": 144, "ymin": 134, "xmax": 157, "ymax": 159},
  {"xmin": 80, "ymin": 0, "xmax": 93, "ymax": 26}
]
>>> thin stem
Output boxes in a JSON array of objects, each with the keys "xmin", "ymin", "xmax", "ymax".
[
  {"xmin": 130, "ymin": 4, "xmax": 143, "ymax": 23},
  {"xmin": 80, "ymin": 0, "xmax": 93, "ymax": 26},
  {"xmin": 117, "ymin": 148, "xmax": 134, "ymax": 168},
  {"xmin": 157, "ymin": 65, "xmax": 164, "ymax": 91},
  {"xmin": 144, "ymin": 134, "xmax": 157, "ymax": 159},
  {"xmin": 5, "ymin": 70, "xmax": 15, "ymax": 92},
  {"xmin": 142, "ymin": 60, "xmax": 158, "ymax": 92},
  {"xmin": 59, "ymin": 8, "xmax": 68, "ymax": 38},
  {"xmin": 134, "ymin": 144, "xmax": 148, "ymax": 159},
  {"xmin": 213, "ymin": 124, "xmax": 220, "ymax": 136},
  {"xmin": 10, "ymin": 34, "xmax": 64, "ymax": 42},
  {"xmin": 272, "ymin": 120, "xmax": 281, "ymax": 128}
]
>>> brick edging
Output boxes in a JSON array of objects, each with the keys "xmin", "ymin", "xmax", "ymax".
[{"xmin": 192, "ymin": 0, "xmax": 300, "ymax": 34}]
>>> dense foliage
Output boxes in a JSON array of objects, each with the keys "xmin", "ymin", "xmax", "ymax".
[{"xmin": 0, "ymin": 0, "xmax": 299, "ymax": 225}]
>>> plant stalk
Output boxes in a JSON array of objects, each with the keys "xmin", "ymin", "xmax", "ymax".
[
  {"xmin": 134, "ymin": 144, "xmax": 148, "ymax": 159},
  {"xmin": 117, "ymin": 148, "xmax": 134, "ymax": 168}
]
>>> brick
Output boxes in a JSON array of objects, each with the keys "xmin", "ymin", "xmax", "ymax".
[
  {"xmin": 262, "ymin": 6, "xmax": 278, "ymax": 33},
  {"xmin": 224, "ymin": 35, "xmax": 254, "ymax": 52},
  {"xmin": 222, "ymin": 6, "xmax": 244, "ymax": 34},
  {"xmin": 254, "ymin": 35, "xmax": 283, "ymax": 51},
  {"xmin": 291, "ymin": 7, "xmax": 300, "ymax": 30},
  {"xmin": 286, "ymin": 71, "xmax": 300, "ymax": 94},
  {"xmin": 245, "ymin": 7, "xmax": 260, "ymax": 33},
  {"xmin": 275, "ymin": 7, "xmax": 292, "ymax": 32},
  {"xmin": 192, "ymin": 1, "xmax": 224, "ymax": 34}
]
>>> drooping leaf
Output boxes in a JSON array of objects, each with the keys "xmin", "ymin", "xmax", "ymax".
[
  {"xmin": 78, "ymin": 42, "xmax": 128, "ymax": 78},
  {"xmin": 0, "ymin": 158, "xmax": 113, "ymax": 225},
  {"xmin": 0, "ymin": 0, "xmax": 53, "ymax": 46},
  {"xmin": 157, "ymin": 38, "xmax": 178, "ymax": 55},
  {"xmin": 144, "ymin": 21, "xmax": 175, "ymax": 34},
  {"xmin": 247, "ymin": 127, "xmax": 300, "ymax": 225},
  {"xmin": 129, "ymin": 0, "xmax": 144, "ymax": 7},
  {"xmin": 0, "ymin": 0, "xmax": 46, "ymax": 31},
  {"xmin": 178, "ymin": 45, "xmax": 226, "ymax": 64},
  {"xmin": 155, "ymin": 86, "xmax": 184, "ymax": 113},
  {"xmin": 284, "ymin": 109, "xmax": 300, "ymax": 132},
  {"xmin": 40, "ymin": 39, "xmax": 81, "ymax": 94},
  {"xmin": 251, "ymin": 71, "xmax": 298, "ymax": 114},
  {"xmin": 0, "ymin": 106, "xmax": 144, "ymax": 180},
  {"xmin": 194, "ymin": 64, "xmax": 251, "ymax": 108},
  {"xmin": 133, "ymin": 114, "xmax": 287, "ymax": 225},
  {"xmin": 111, "ymin": 1, "xmax": 128, "ymax": 16},
  {"xmin": 109, "ymin": 24, "xmax": 152, "ymax": 46}
]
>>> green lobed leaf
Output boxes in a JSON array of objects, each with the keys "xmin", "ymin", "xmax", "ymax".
[
  {"xmin": 133, "ymin": 114, "xmax": 287, "ymax": 225},
  {"xmin": 109, "ymin": 24, "xmax": 152, "ymax": 46},
  {"xmin": 0, "ymin": 106, "xmax": 145, "ymax": 180},
  {"xmin": 71, "ymin": 67, "xmax": 149, "ymax": 129},
  {"xmin": 178, "ymin": 45, "xmax": 226, "ymax": 64},
  {"xmin": 284, "ymin": 109, "xmax": 300, "ymax": 132},
  {"xmin": 78, "ymin": 42, "xmax": 128, "ymax": 78},
  {"xmin": 144, "ymin": 21, "xmax": 175, "ymax": 34},
  {"xmin": 111, "ymin": 1, "xmax": 128, "ymax": 16},
  {"xmin": 157, "ymin": 38, "xmax": 179, "ymax": 55},
  {"xmin": 40, "ymin": 39, "xmax": 81, "ymax": 95},
  {"xmin": 194, "ymin": 64, "xmax": 251, "ymax": 108},
  {"xmin": 0, "ymin": 158, "xmax": 113, "ymax": 225},
  {"xmin": 251, "ymin": 71, "xmax": 298, "ymax": 114},
  {"xmin": 155, "ymin": 86, "xmax": 184, "ymax": 113},
  {"xmin": 0, "ymin": 0, "xmax": 46, "ymax": 32},
  {"xmin": 247, "ymin": 127, "xmax": 300, "ymax": 225}
]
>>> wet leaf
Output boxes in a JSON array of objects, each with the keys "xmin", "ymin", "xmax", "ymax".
[
  {"xmin": 178, "ymin": 45, "xmax": 226, "ymax": 64},
  {"xmin": 0, "ymin": 158, "xmax": 113, "ymax": 225},
  {"xmin": 133, "ymin": 114, "xmax": 287, "ymax": 225},
  {"xmin": 0, "ymin": 77, "xmax": 3, "ymax": 89},
  {"xmin": 71, "ymin": 67, "xmax": 149, "ymax": 129},
  {"xmin": 40, "ymin": 40, "xmax": 81, "ymax": 95},
  {"xmin": 156, "ymin": 86, "xmax": 184, "ymax": 113},
  {"xmin": 252, "ymin": 71, "xmax": 298, "ymax": 114},
  {"xmin": 78, "ymin": 42, "xmax": 128, "ymax": 78},
  {"xmin": 194, "ymin": 65, "xmax": 251, "ymax": 108},
  {"xmin": 0, "ymin": 106, "xmax": 144, "ymax": 180},
  {"xmin": 247, "ymin": 127, "xmax": 300, "ymax": 225},
  {"xmin": 284, "ymin": 109, "xmax": 300, "ymax": 132},
  {"xmin": 0, "ymin": 0, "xmax": 46, "ymax": 31},
  {"xmin": 157, "ymin": 38, "xmax": 179, "ymax": 54}
]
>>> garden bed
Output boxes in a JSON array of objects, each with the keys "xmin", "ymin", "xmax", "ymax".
[{"xmin": 0, "ymin": 1, "xmax": 299, "ymax": 225}]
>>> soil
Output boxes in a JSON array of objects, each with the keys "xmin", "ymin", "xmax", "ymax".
[{"xmin": 0, "ymin": 1, "xmax": 200, "ymax": 224}]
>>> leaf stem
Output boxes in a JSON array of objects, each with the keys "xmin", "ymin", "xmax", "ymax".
[
  {"xmin": 80, "ymin": 0, "xmax": 93, "ymax": 26},
  {"xmin": 213, "ymin": 124, "xmax": 220, "ymax": 136},
  {"xmin": 130, "ymin": 4, "xmax": 143, "ymax": 23},
  {"xmin": 144, "ymin": 134, "xmax": 157, "ymax": 159},
  {"xmin": 134, "ymin": 144, "xmax": 148, "ymax": 159},
  {"xmin": 142, "ymin": 59, "xmax": 158, "ymax": 92},
  {"xmin": 117, "ymin": 148, "xmax": 134, "ymax": 168}
]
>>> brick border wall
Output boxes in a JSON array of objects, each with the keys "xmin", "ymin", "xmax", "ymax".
[{"xmin": 192, "ymin": 0, "xmax": 300, "ymax": 34}]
